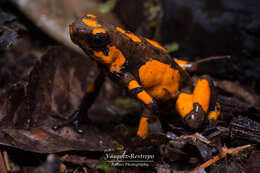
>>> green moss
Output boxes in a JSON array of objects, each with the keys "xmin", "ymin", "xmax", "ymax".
[
  {"xmin": 165, "ymin": 42, "xmax": 179, "ymax": 52},
  {"xmin": 95, "ymin": 161, "xmax": 111, "ymax": 173},
  {"xmin": 99, "ymin": 0, "xmax": 118, "ymax": 14}
]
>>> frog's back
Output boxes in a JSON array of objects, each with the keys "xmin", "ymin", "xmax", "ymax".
[{"xmin": 70, "ymin": 14, "xmax": 189, "ymax": 101}]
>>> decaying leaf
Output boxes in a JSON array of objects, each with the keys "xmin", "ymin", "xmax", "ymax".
[{"xmin": 0, "ymin": 46, "xmax": 121, "ymax": 153}]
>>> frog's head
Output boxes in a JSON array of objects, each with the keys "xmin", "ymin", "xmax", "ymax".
[{"xmin": 69, "ymin": 14, "xmax": 110, "ymax": 53}]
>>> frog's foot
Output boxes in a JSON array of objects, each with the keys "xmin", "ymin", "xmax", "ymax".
[{"xmin": 50, "ymin": 111, "xmax": 84, "ymax": 134}]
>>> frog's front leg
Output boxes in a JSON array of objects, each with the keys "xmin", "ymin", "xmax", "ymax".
[
  {"xmin": 120, "ymin": 72, "xmax": 159, "ymax": 138},
  {"xmin": 51, "ymin": 69, "xmax": 105, "ymax": 134}
]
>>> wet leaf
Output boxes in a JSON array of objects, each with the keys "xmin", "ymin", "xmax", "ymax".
[
  {"xmin": 0, "ymin": 46, "xmax": 119, "ymax": 153},
  {"xmin": 10, "ymin": 0, "xmax": 121, "ymax": 53}
]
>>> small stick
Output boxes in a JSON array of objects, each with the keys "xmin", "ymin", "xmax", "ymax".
[
  {"xmin": 199, "ymin": 144, "xmax": 251, "ymax": 169},
  {"xmin": 194, "ymin": 55, "xmax": 231, "ymax": 65},
  {"xmin": 187, "ymin": 55, "xmax": 231, "ymax": 72}
]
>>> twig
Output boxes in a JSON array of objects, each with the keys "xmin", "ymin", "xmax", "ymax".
[{"xmin": 198, "ymin": 144, "xmax": 251, "ymax": 169}]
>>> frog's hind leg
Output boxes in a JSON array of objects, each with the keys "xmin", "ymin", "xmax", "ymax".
[
  {"xmin": 176, "ymin": 75, "xmax": 214, "ymax": 129},
  {"xmin": 51, "ymin": 69, "xmax": 105, "ymax": 134}
]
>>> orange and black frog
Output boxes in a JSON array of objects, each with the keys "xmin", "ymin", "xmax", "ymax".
[{"xmin": 52, "ymin": 14, "xmax": 221, "ymax": 138}]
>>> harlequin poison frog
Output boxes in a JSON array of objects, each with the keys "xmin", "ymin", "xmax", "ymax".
[{"xmin": 52, "ymin": 14, "xmax": 221, "ymax": 138}]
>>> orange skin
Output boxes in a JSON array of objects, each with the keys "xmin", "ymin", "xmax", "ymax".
[
  {"xmin": 176, "ymin": 78, "xmax": 211, "ymax": 118},
  {"xmin": 128, "ymin": 80, "xmax": 153, "ymax": 105},
  {"xmin": 174, "ymin": 59, "xmax": 189, "ymax": 70},
  {"xmin": 139, "ymin": 60, "xmax": 181, "ymax": 101},
  {"xmin": 193, "ymin": 79, "xmax": 211, "ymax": 113},
  {"xmin": 137, "ymin": 117, "xmax": 149, "ymax": 138},
  {"xmin": 82, "ymin": 18, "xmax": 101, "ymax": 28},
  {"xmin": 92, "ymin": 28, "xmax": 106, "ymax": 35},
  {"xmin": 69, "ymin": 14, "xmax": 217, "ymax": 138},
  {"xmin": 93, "ymin": 45, "xmax": 126, "ymax": 73},
  {"xmin": 86, "ymin": 14, "xmax": 97, "ymax": 18},
  {"xmin": 145, "ymin": 38, "xmax": 167, "ymax": 52},
  {"xmin": 176, "ymin": 93, "xmax": 193, "ymax": 119},
  {"xmin": 116, "ymin": 27, "xmax": 142, "ymax": 43},
  {"xmin": 208, "ymin": 102, "xmax": 221, "ymax": 120}
]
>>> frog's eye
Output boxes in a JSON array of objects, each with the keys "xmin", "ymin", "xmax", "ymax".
[{"xmin": 87, "ymin": 32, "xmax": 110, "ymax": 48}]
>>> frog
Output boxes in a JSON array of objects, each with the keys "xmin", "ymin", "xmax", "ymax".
[{"xmin": 52, "ymin": 14, "xmax": 221, "ymax": 138}]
